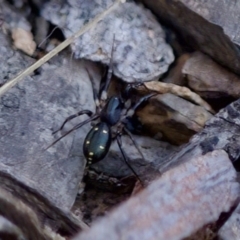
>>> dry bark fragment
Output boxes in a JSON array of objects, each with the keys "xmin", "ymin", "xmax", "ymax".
[
  {"xmin": 182, "ymin": 52, "xmax": 240, "ymax": 98},
  {"xmin": 163, "ymin": 54, "xmax": 191, "ymax": 86},
  {"xmin": 0, "ymin": 187, "xmax": 53, "ymax": 240},
  {"xmin": 0, "ymin": 171, "xmax": 88, "ymax": 235},
  {"xmin": 136, "ymin": 93, "xmax": 213, "ymax": 145},
  {"xmin": 73, "ymin": 150, "xmax": 239, "ymax": 240}
]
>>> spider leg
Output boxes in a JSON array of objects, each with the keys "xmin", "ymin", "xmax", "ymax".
[
  {"xmin": 123, "ymin": 127, "xmax": 147, "ymax": 163},
  {"xmin": 45, "ymin": 114, "xmax": 99, "ymax": 151},
  {"xmin": 100, "ymin": 35, "xmax": 115, "ymax": 101},
  {"xmin": 116, "ymin": 135, "xmax": 144, "ymax": 186},
  {"xmin": 126, "ymin": 92, "xmax": 157, "ymax": 118},
  {"xmin": 53, "ymin": 59, "xmax": 106, "ymax": 135},
  {"xmin": 115, "ymin": 91, "xmax": 157, "ymax": 181},
  {"xmin": 52, "ymin": 110, "xmax": 93, "ymax": 134}
]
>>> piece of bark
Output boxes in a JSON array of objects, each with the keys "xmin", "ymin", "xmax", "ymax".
[
  {"xmin": 0, "ymin": 216, "xmax": 25, "ymax": 240},
  {"xmin": 41, "ymin": 0, "xmax": 174, "ymax": 82},
  {"xmin": 0, "ymin": 170, "xmax": 88, "ymax": 235},
  {"xmin": 139, "ymin": 0, "xmax": 240, "ymax": 76},
  {"xmin": 73, "ymin": 150, "xmax": 239, "ymax": 240},
  {"xmin": 136, "ymin": 93, "xmax": 212, "ymax": 145},
  {"xmin": 163, "ymin": 54, "xmax": 191, "ymax": 86},
  {"xmin": 182, "ymin": 52, "xmax": 240, "ymax": 98},
  {"xmin": 179, "ymin": 0, "xmax": 240, "ymax": 47},
  {"xmin": 0, "ymin": 187, "xmax": 53, "ymax": 240}
]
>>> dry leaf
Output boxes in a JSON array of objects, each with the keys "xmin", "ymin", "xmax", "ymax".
[
  {"xmin": 11, "ymin": 27, "xmax": 36, "ymax": 56},
  {"xmin": 144, "ymin": 81, "xmax": 214, "ymax": 113}
]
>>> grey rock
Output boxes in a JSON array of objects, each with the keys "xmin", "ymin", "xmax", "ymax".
[
  {"xmin": 140, "ymin": 0, "xmax": 240, "ymax": 76},
  {"xmin": 0, "ymin": 29, "xmax": 91, "ymax": 211},
  {"xmin": 41, "ymin": 0, "xmax": 174, "ymax": 82},
  {"xmin": 73, "ymin": 150, "xmax": 239, "ymax": 240}
]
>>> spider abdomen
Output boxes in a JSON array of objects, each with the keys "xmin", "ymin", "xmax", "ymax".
[{"xmin": 83, "ymin": 122, "xmax": 112, "ymax": 165}]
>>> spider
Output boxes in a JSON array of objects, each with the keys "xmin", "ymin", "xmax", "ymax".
[{"xmin": 47, "ymin": 37, "xmax": 156, "ymax": 185}]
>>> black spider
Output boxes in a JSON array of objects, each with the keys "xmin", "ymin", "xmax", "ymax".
[{"xmin": 47, "ymin": 37, "xmax": 156, "ymax": 184}]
